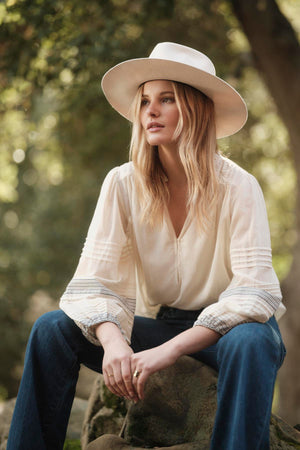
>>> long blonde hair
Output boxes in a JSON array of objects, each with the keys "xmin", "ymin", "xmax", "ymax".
[{"xmin": 129, "ymin": 81, "xmax": 219, "ymax": 232}]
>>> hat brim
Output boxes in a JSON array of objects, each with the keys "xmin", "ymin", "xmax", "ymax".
[{"xmin": 101, "ymin": 58, "xmax": 248, "ymax": 139}]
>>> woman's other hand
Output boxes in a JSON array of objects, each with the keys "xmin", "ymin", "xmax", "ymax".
[
  {"xmin": 131, "ymin": 343, "xmax": 178, "ymax": 401},
  {"xmin": 130, "ymin": 325, "xmax": 220, "ymax": 401}
]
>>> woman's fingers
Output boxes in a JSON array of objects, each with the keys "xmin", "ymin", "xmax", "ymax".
[
  {"xmin": 121, "ymin": 359, "xmax": 139, "ymax": 402},
  {"xmin": 103, "ymin": 363, "xmax": 138, "ymax": 401},
  {"xmin": 103, "ymin": 370, "xmax": 124, "ymax": 397},
  {"xmin": 132, "ymin": 367, "xmax": 148, "ymax": 400},
  {"xmin": 131, "ymin": 356, "xmax": 146, "ymax": 400},
  {"xmin": 108, "ymin": 369, "xmax": 130, "ymax": 398},
  {"xmin": 113, "ymin": 365, "xmax": 134, "ymax": 400},
  {"xmin": 101, "ymin": 343, "xmax": 138, "ymax": 400}
]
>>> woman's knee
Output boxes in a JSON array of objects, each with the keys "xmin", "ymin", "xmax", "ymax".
[
  {"xmin": 23, "ymin": 310, "xmax": 82, "ymax": 391},
  {"xmin": 29, "ymin": 310, "xmax": 80, "ymax": 359},
  {"xmin": 217, "ymin": 319, "xmax": 285, "ymax": 368},
  {"xmin": 31, "ymin": 310, "xmax": 72, "ymax": 340}
]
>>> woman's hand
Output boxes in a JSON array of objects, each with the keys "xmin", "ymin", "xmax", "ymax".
[
  {"xmin": 130, "ymin": 325, "xmax": 220, "ymax": 401},
  {"xmin": 131, "ymin": 342, "xmax": 178, "ymax": 401},
  {"xmin": 102, "ymin": 340, "xmax": 139, "ymax": 401},
  {"xmin": 96, "ymin": 322, "xmax": 138, "ymax": 402},
  {"xmin": 96, "ymin": 321, "xmax": 220, "ymax": 403}
]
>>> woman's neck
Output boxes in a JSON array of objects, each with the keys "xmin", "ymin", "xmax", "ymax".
[
  {"xmin": 158, "ymin": 144, "xmax": 188, "ymax": 238},
  {"xmin": 158, "ymin": 144, "xmax": 187, "ymax": 187}
]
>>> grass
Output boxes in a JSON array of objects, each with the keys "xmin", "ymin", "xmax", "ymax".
[{"xmin": 63, "ymin": 439, "xmax": 81, "ymax": 449}]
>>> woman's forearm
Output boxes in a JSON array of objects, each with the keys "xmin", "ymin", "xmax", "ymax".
[
  {"xmin": 129, "ymin": 325, "xmax": 221, "ymax": 400},
  {"xmin": 161, "ymin": 325, "xmax": 221, "ymax": 360}
]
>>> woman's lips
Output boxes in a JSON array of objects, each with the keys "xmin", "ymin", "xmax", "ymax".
[{"xmin": 147, "ymin": 122, "xmax": 164, "ymax": 132}]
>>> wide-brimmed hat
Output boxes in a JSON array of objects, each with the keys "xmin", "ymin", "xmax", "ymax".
[{"xmin": 101, "ymin": 42, "xmax": 248, "ymax": 138}]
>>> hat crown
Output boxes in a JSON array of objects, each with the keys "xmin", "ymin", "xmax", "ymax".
[
  {"xmin": 101, "ymin": 42, "xmax": 247, "ymax": 138},
  {"xmin": 149, "ymin": 42, "xmax": 216, "ymax": 76}
]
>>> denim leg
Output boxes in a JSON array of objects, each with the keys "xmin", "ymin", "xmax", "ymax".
[
  {"xmin": 8, "ymin": 307, "xmax": 285, "ymax": 450},
  {"xmin": 209, "ymin": 316, "xmax": 286, "ymax": 450},
  {"xmin": 7, "ymin": 310, "xmax": 104, "ymax": 450},
  {"xmin": 7, "ymin": 311, "xmax": 182, "ymax": 450}
]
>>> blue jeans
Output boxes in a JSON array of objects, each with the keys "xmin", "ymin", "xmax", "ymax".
[{"xmin": 7, "ymin": 308, "xmax": 285, "ymax": 450}]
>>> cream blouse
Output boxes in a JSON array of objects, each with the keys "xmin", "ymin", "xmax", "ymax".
[{"xmin": 60, "ymin": 154, "xmax": 285, "ymax": 345}]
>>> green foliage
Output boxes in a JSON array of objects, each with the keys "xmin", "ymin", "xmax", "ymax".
[
  {"xmin": 102, "ymin": 383, "xmax": 127, "ymax": 417},
  {"xmin": 63, "ymin": 439, "xmax": 81, "ymax": 450},
  {"xmin": 220, "ymin": 65, "xmax": 296, "ymax": 280},
  {"xmin": 0, "ymin": 0, "xmax": 297, "ymax": 396}
]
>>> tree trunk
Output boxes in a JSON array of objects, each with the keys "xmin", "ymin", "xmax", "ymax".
[{"xmin": 229, "ymin": 0, "xmax": 300, "ymax": 424}]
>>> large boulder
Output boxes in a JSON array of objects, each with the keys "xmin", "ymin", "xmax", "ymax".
[
  {"xmin": 81, "ymin": 376, "xmax": 129, "ymax": 449},
  {"xmin": 83, "ymin": 356, "xmax": 300, "ymax": 450},
  {"xmin": 122, "ymin": 357, "xmax": 217, "ymax": 448}
]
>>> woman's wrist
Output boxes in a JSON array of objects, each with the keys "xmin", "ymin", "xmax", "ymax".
[
  {"xmin": 95, "ymin": 321, "xmax": 126, "ymax": 349},
  {"xmin": 160, "ymin": 339, "xmax": 183, "ymax": 362}
]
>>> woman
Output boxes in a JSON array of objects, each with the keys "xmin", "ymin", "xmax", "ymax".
[{"xmin": 7, "ymin": 42, "xmax": 286, "ymax": 450}]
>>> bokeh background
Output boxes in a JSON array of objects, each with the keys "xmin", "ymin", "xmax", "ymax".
[{"xmin": 0, "ymin": 0, "xmax": 300, "ymax": 424}]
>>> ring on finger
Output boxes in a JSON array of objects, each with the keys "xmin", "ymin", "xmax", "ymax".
[
  {"xmin": 108, "ymin": 374, "xmax": 114, "ymax": 377},
  {"xmin": 133, "ymin": 369, "xmax": 141, "ymax": 378}
]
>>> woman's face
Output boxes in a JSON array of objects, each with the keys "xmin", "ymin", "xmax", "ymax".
[{"xmin": 140, "ymin": 80, "xmax": 180, "ymax": 148}]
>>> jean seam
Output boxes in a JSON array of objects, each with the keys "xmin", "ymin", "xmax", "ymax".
[
  {"xmin": 279, "ymin": 343, "xmax": 286, "ymax": 367},
  {"xmin": 266, "ymin": 322, "xmax": 286, "ymax": 368}
]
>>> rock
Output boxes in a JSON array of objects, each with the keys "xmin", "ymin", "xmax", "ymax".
[
  {"xmin": 86, "ymin": 434, "xmax": 199, "ymax": 449},
  {"xmin": 2, "ymin": 356, "xmax": 300, "ymax": 450},
  {"xmin": 84, "ymin": 356, "xmax": 300, "ymax": 450},
  {"xmin": 123, "ymin": 357, "xmax": 217, "ymax": 448},
  {"xmin": 81, "ymin": 375, "xmax": 128, "ymax": 449},
  {"xmin": 270, "ymin": 415, "xmax": 300, "ymax": 448},
  {"xmin": 0, "ymin": 398, "xmax": 16, "ymax": 450},
  {"xmin": 83, "ymin": 357, "xmax": 217, "ymax": 449}
]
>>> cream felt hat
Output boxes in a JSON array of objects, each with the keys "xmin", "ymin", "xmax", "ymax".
[{"xmin": 101, "ymin": 42, "xmax": 248, "ymax": 138}]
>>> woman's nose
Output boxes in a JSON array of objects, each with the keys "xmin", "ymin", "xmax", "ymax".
[{"xmin": 147, "ymin": 101, "xmax": 160, "ymax": 117}]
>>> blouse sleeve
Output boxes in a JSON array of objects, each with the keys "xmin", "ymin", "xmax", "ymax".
[
  {"xmin": 59, "ymin": 167, "xmax": 136, "ymax": 345},
  {"xmin": 194, "ymin": 172, "xmax": 282, "ymax": 335}
]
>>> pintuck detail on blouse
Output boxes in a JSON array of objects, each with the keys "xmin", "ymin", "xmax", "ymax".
[{"xmin": 60, "ymin": 154, "xmax": 285, "ymax": 345}]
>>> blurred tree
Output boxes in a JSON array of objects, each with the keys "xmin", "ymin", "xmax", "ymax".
[
  {"xmin": 0, "ymin": 0, "xmax": 297, "ymax": 419},
  {"xmin": 0, "ymin": 0, "xmax": 235, "ymax": 397},
  {"xmin": 228, "ymin": 0, "xmax": 300, "ymax": 424}
]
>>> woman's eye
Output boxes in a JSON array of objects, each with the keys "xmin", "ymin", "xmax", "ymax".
[
  {"xmin": 141, "ymin": 99, "xmax": 149, "ymax": 106},
  {"xmin": 162, "ymin": 97, "xmax": 174, "ymax": 103}
]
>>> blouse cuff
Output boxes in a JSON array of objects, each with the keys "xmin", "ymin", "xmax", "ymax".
[
  {"xmin": 193, "ymin": 286, "xmax": 282, "ymax": 335},
  {"xmin": 193, "ymin": 315, "xmax": 236, "ymax": 335},
  {"xmin": 75, "ymin": 313, "xmax": 128, "ymax": 346},
  {"xmin": 60, "ymin": 278, "xmax": 135, "ymax": 346}
]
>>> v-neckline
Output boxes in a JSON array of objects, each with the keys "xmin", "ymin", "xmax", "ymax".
[{"xmin": 164, "ymin": 205, "xmax": 191, "ymax": 240}]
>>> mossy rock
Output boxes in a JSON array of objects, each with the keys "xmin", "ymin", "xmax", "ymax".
[
  {"xmin": 83, "ymin": 357, "xmax": 300, "ymax": 450},
  {"xmin": 270, "ymin": 415, "xmax": 300, "ymax": 449},
  {"xmin": 123, "ymin": 357, "xmax": 217, "ymax": 448},
  {"xmin": 81, "ymin": 375, "xmax": 128, "ymax": 449}
]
